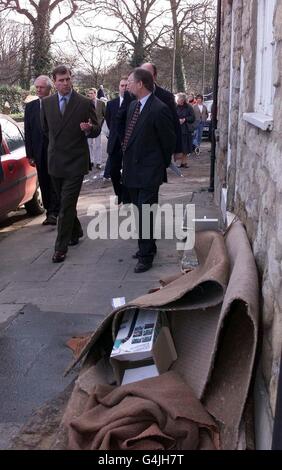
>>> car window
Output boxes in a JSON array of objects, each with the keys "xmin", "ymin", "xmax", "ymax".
[
  {"xmin": 205, "ymin": 101, "xmax": 213, "ymax": 113},
  {"xmin": 0, "ymin": 119, "xmax": 24, "ymax": 152}
]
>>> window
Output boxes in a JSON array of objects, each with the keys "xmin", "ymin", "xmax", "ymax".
[
  {"xmin": 255, "ymin": 0, "xmax": 276, "ymax": 117},
  {"xmin": 1, "ymin": 120, "xmax": 24, "ymax": 152},
  {"xmin": 243, "ymin": 0, "xmax": 276, "ymax": 130}
]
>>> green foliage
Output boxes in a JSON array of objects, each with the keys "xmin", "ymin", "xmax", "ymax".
[
  {"xmin": 10, "ymin": 113, "xmax": 24, "ymax": 122},
  {"xmin": 0, "ymin": 85, "xmax": 24, "ymax": 114}
]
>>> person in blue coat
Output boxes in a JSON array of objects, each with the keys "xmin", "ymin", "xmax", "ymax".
[{"xmin": 24, "ymin": 75, "xmax": 59, "ymax": 225}]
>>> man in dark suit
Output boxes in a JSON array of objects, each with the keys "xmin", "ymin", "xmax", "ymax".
[
  {"xmin": 41, "ymin": 65, "xmax": 100, "ymax": 263},
  {"xmin": 24, "ymin": 75, "xmax": 59, "ymax": 225},
  {"xmin": 104, "ymin": 77, "xmax": 128, "ymax": 203},
  {"xmin": 141, "ymin": 63, "xmax": 182, "ymax": 158},
  {"xmin": 123, "ymin": 68, "xmax": 176, "ymax": 273},
  {"xmin": 118, "ymin": 63, "xmax": 182, "ymax": 182}
]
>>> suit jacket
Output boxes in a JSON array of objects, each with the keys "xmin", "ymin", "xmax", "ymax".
[
  {"xmin": 105, "ymin": 96, "xmax": 121, "ymax": 154},
  {"xmin": 94, "ymin": 98, "xmax": 106, "ymax": 127},
  {"xmin": 193, "ymin": 103, "xmax": 208, "ymax": 123},
  {"xmin": 24, "ymin": 99, "xmax": 48, "ymax": 165},
  {"xmin": 123, "ymin": 95, "xmax": 176, "ymax": 190},
  {"xmin": 41, "ymin": 90, "xmax": 100, "ymax": 178},
  {"xmin": 154, "ymin": 84, "xmax": 182, "ymax": 153}
]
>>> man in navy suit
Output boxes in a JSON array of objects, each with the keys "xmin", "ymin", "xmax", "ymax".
[
  {"xmin": 117, "ymin": 63, "xmax": 182, "ymax": 184},
  {"xmin": 24, "ymin": 75, "xmax": 59, "ymax": 225},
  {"xmin": 141, "ymin": 63, "xmax": 182, "ymax": 159},
  {"xmin": 104, "ymin": 77, "xmax": 129, "ymax": 203},
  {"xmin": 123, "ymin": 68, "xmax": 176, "ymax": 273}
]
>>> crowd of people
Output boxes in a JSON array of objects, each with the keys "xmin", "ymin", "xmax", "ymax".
[{"xmin": 22, "ymin": 62, "xmax": 209, "ymax": 273}]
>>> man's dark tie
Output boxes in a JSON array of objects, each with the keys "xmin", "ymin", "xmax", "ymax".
[
  {"xmin": 122, "ymin": 101, "xmax": 141, "ymax": 153},
  {"xmin": 60, "ymin": 96, "xmax": 67, "ymax": 116}
]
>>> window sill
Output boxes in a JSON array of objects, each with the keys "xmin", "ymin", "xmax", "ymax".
[{"xmin": 243, "ymin": 112, "xmax": 273, "ymax": 131}]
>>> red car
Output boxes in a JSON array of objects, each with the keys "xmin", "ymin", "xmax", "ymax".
[{"xmin": 0, "ymin": 114, "xmax": 44, "ymax": 219}]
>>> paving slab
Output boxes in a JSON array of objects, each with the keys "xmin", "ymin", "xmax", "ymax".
[{"xmin": 0, "ymin": 306, "xmax": 103, "ymax": 424}]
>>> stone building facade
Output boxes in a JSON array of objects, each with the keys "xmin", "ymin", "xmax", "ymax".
[{"xmin": 214, "ymin": 0, "xmax": 282, "ymax": 448}]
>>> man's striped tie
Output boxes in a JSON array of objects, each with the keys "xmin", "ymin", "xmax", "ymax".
[{"xmin": 122, "ymin": 101, "xmax": 141, "ymax": 153}]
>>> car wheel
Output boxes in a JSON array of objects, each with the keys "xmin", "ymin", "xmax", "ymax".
[{"xmin": 25, "ymin": 186, "xmax": 44, "ymax": 216}]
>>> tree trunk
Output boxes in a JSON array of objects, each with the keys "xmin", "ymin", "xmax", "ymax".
[
  {"xmin": 130, "ymin": 24, "xmax": 146, "ymax": 67},
  {"xmin": 32, "ymin": 0, "xmax": 52, "ymax": 77},
  {"xmin": 170, "ymin": 0, "xmax": 185, "ymax": 92},
  {"xmin": 174, "ymin": 30, "xmax": 185, "ymax": 91}
]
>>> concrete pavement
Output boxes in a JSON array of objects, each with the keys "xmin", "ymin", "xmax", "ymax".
[{"xmin": 0, "ymin": 140, "xmax": 222, "ymax": 448}]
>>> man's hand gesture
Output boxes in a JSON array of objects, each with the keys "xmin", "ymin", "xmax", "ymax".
[{"xmin": 80, "ymin": 119, "xmax": 93, "ymax": 133}]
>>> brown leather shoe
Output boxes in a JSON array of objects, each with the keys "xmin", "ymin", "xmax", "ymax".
[{"xmin": 52, "ymin": 251, "xmax": 66, "ymax": 263}]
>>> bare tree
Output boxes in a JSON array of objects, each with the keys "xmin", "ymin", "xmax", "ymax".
[
  {"xmin": 0, "ymin": 14, "xmax": 32, "ymax": 86},
  {"xmin": 168, "ymin": 0, "xmax": 215, "ymax": 92},
  {"xmin": 64, "ymin": 26, "xmax": 108, "ymax": 88},
  {"xmin": 0, "ymin": 0, "xmax": 95, "ymax": 77},
  {"xmin": 182, "ymin": 26, "xmax": 216, "ymax": 94},
  {"xmin": 83, "ymin": 0, "xmax": 169, "ymax": 67}
]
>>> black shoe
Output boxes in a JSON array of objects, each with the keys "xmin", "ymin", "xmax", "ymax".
[
  {"xmin": 78, "ymin": 228, "xmax": 84, "ymax": 238},
  {"xmin": 42, "ymin": 215, "xmax": 57, "ymax": 226},
  {"xmin": 52, "ymin": 251, "xmax": 66, "ymax": 263},
  {"xmin": 134, "ymin": 261, "xmax": 152, "ymax": 273},
  {"xmin": 96, "ymin": 164, "xmax": 102, "ymax": 170},
  {"xmin": 68, "ymin": 238, "xmax": 79, "ymax": 246}
]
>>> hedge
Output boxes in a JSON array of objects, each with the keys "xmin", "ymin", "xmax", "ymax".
[{"xmin": 0, "ymin": 85, "xmax": 27, "ymax": 114}]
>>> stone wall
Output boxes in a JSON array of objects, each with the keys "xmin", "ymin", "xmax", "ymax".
[{"xmin": 215, "ymin": 0, "xmax": 282, "ymax": 445}]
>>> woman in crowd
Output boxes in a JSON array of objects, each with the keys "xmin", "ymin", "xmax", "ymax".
[
  {"xmin": 187, "ymin": 93, "xmax": 197, "ymax": 106},
  {"xmin": 176, "ymin": 93, "xmax": 195, "ymax": 168}
]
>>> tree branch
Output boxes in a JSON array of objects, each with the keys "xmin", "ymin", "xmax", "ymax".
[{"xmin": 0, "ymin": 0, "xmax": 36, "ymax": 24}]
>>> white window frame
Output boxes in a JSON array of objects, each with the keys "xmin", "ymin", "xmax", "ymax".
[
  {"xmin": 255, "ymin": 0, "xmax": 275, "ymax": 116},
  {"xmin": 243, "ymin": 0, "xmax": 276, "ymax": 130}
]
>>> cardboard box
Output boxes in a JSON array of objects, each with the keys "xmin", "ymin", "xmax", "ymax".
[
  {"xmin": 121, "ymin": 364, "xmax": 159, "ymax": 385},
  {"xmin": 110, "ymin": 309, "xmax": 177, "ymax": 385}
]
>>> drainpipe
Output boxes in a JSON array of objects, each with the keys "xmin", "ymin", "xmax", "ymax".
[
  {"xmin": 209, "ymin": 0, "xmax": 222, "ymax": 192},
  {"xmin": 272, "ymin": 354, "xmax": 282, "ymax": 449}
]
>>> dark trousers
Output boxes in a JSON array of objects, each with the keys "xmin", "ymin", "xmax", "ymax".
[
  {"xmin": 51, "ymin": 175, "xmax": 84, "ymax": 252},
  {"xmin": 109, "ymin": 148, "xmax": 123, "ymax": 200},
  {"xmin": 128, "ymin": 187, "xmax": 159, "ymax": 265},
  {"xmin": 103, "ymin": 155, "xmax": 111, "ymax": 179},
  {"xmin": 37, "ymin": 157, "xmax": 59, "ymax": 217},
  {"xmin": 106, "ymin": 148, "xmax": 131, "ymax": 204}
]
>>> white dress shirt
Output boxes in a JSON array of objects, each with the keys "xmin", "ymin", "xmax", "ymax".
[{"xmin": 139, "ymin": 93, "xmax": 152, "ymax": 113}]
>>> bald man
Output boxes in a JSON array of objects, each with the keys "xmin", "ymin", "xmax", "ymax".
[{"xmin": 141, "ymin": 63, "xmax": 182, "ymax": 158}]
